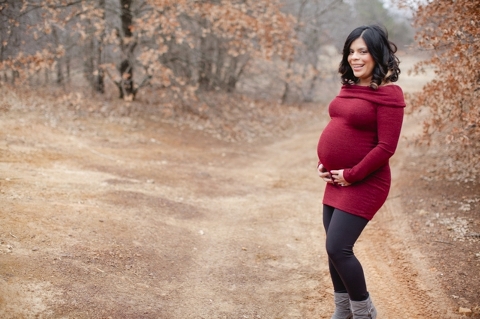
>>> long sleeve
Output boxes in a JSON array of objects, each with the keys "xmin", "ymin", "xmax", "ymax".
[{"xmin": 342, "ymin": 105, "xmax": 404, "ymax": 183}]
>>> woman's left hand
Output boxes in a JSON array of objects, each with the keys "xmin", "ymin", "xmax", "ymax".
[{"xmin": 330, "ymin": 169, "xmax": 351, "ymax": 187}]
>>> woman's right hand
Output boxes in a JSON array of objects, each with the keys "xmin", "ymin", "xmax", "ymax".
[{"xmin": 317, "ymin": 163, "xmax": 334, "ymax": 184}]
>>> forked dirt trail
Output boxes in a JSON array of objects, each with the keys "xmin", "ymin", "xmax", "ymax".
[{"xmin": 0, "ymin": 95, "xmax": 465, "ymax": 318}]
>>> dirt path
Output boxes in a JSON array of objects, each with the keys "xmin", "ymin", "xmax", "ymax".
[{"xmin": 0, "ymin": 102, "xmax": 463, "ymax": 318}]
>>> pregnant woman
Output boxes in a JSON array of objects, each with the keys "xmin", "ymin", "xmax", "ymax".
[{"xmin": 317, "ymin": 25, "xmax": 405, "ymax": 319}]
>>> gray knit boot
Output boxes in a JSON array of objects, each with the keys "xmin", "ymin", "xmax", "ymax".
[
  {"xmin": 331, "ymin": 292, "xmax": 353, "ymax": 319},
  {"xmin": 350, "ymin": 295, "xmax": 377, "ymax": 319}
]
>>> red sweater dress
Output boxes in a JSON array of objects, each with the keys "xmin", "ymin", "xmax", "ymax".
[{"xmin": 317, "ymin": 84, "xmax": 405, "ymax": 220}]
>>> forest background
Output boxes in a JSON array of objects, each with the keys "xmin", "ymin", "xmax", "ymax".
[{"xmin": 0, "ymin": 0, "xmax": 478, "ymax": 176}]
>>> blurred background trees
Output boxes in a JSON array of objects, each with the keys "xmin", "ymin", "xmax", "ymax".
[
  {"xmin": 1, "ymin": 0, "xmax": 297, "ymax": 101},
  {"xmin": 2, "ymin": 0, "xmax": 477, "ymax": 178},
  {"xmin": 0, "ymin": 0, "xmax": 480, "ymax": 178},
  {"xmin": 275, "ymin": 0, "xmax": 413, "ymax": 104},
  {"xmin": 0, "ymin": 0, "xmax": 412, "ymax": 102},
  {"xmin": 396, "ymin": 0, "xmax": 479, "ymax": 181}
]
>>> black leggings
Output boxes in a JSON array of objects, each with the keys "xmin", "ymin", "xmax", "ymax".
[{"xmin": 323, "ymin": 204, "xmax": 369, "ymax": 301}]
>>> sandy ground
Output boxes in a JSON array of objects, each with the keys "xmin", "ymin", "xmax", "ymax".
[
  {"xmin": 0, "ymin": 92, "xmax": 469, "ymax": 318},
  {"xmin": 1, "ymin": 51, "xmax": 478, "ymax": 318}
]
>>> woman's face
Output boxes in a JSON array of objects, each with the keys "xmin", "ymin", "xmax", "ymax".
[{"xmin": 348, "ymin": 37, "xmax": 375, "ymax": 86}]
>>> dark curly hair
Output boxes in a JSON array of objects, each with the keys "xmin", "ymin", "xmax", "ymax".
[{"xmin": 339, "ymin": 25, "xmax": 400, "ymax": 90}]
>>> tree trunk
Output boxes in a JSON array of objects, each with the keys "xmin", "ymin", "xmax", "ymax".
[
  {"xmin": 94, "ymin": 0, "xmax": 106, "ymax": 93},
  {"xmin": 226, "ymin": 57, "xmax": 238, "ymax": 93},
  {"xmin": 214, "ymin": 44, "xmax": 225, "ymax": 90},
  {"xmin": 56, "ymin": 60, "xmax": 63, "ymax": 85},
  {"xmin": 281, "ymin": 0, "xmax": 308, "ymax": 104},
  {"xmin": 118, "ymin": 0, "xmax": 136, "ymax": 100},
  {"xmin": 280, "ymin": 59, "xmax": 292, "ymax": 104},
  {"xmin": 66, "ymin": 52, "xmax": 71, "ymax": 82},
  {"xmin": 198, "ymin": 35, "xmax": 213, "ymax": 91},
  {"xmin": 12, "ymin": 70, "xmax": 18, "ymax": 85},
  {"xmin": 84, "ymin": 38, "xmax": 95, "ymax": 87},
  {"xmin": 118, "ymin": 60, "xmax": 134, "ymax": 99},
  {"xmin": 44, "ymin": 68, "xmax": 49, "ymax": 85},
  {"xmin": 52, "ymin": 27, "xmax": 64, "ymax": 85}
]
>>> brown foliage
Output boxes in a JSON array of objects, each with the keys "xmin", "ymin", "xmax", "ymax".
[
  {"xmin": 0, "ymin": 0, "xmax": 296, "ymax": 101},
  {"xmin": 401, "ymin": 0, "xmax": 479, "ymax": 181}
]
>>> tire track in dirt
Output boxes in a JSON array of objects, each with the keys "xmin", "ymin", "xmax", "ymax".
[
  {"xmin": 356, "ymin": 197, "xmax": 462, "ymax": 319},
  {"xmin": 171, "ymin": 121, "xmax": 330, "ymax": 318},
  {"xmin": 252, "ymin": 119, "xmax": 463, "ymax": 318}
]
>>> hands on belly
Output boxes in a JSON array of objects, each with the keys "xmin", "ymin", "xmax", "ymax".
[{"xmin": 317, "ymin": 164, "xmax": 351, "ymax": 187}]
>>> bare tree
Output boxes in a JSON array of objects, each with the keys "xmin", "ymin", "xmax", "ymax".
[{"xmin": 280, "ymin": 0, "xmax": 347, "ymax": 103}]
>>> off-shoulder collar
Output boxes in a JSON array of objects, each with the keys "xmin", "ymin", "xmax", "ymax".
[{"xmin": 338, "ymin": 84, "xmax": 406, "ymax": 108}]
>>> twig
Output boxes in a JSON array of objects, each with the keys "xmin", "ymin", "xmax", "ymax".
[
  {"xmin": 466, "ymin": 233, "xmax": 480, "ymax": 238},
  {"xmin": 387, "ymin": 193, "xmax": 402, "ymax": 200},
  {"xmin": 434, "ymin": 240, "xmax": 454, "ymax": 245},
  {"xmin": 9, "ymin": 232, "xmax": 17, "ymax": 238}
]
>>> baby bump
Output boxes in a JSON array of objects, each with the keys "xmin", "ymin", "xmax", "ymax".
[{"xmin": 317, "ymin": 124, "xmax": 375, "ymax": 170}]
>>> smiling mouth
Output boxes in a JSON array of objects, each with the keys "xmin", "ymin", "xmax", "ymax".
[{"xmin": 351, "ymin": 65, "xmax": 364, "ymax": 71}]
